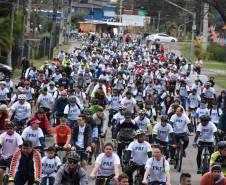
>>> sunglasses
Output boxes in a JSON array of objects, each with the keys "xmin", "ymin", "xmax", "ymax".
[{"xmin": 68, "ymin": 160, "xmax": 78, "ymax": 164}]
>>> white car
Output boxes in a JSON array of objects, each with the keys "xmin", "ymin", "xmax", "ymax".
[{"xmin": 146, "ymin": 33, "xmax": 178, "ymax": 43}]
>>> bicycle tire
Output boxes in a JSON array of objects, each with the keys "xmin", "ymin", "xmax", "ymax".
[
  {"xmin": 202, "ymin": 157, "xmax": 209, "ymax": 175},
  {"xmin": 95, "ymin": 140, "xmax": 100, "ymax": 159},
  {"xmin": 177, "ymin": 143, "xmax": 183, "ymax": 172},
  {"xmin": 134, "ymin": 174, "xmax": 141, "ymax": 185},
  {"xmin": 174, "ymin": 147, "xmax": 179, "ymax": 169}
]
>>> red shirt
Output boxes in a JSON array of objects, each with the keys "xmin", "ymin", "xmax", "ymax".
[{"xmin": 54, "ymin": 125, "xmax": 71, "ymax": 144}]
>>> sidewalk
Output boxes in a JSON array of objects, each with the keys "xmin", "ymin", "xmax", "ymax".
[{"xmin": 68, "ymin": 41, "xmax": 82, "ymax": 53}]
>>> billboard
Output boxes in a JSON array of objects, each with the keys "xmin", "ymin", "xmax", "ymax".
[{"xmin": 122, "ymin": 14, "xmax": 145, "ymax": 26}]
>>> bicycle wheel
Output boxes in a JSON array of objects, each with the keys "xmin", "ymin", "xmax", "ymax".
[
  {"xmin": 174, "ymin": 147, "xmax": 179, "ymax": 169},
  {"xmin": 177, "ymin": 143, "xmax": 183, "ymax": 172},
  {"xmin": 3, "ymin": 175, "xmax": 8, "ymax": 185},
  {"xmin": 94, "ymin": 140, "xmax": 100, "ymax": 159},
  {"xmin": 202, "ymin": 157, "xmax": 209, "ymax": 175},
  {"xmin": 134, "ymin": 174, "xmax": 141, "ymax": 185}
]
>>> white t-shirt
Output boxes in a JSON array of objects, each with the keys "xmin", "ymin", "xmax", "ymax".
[
  {"xmin": 0, "ymin": 88, "xmax": 9, "ymax": 101},
  {"xmin": 197, "ymin": 122, "xmax": 217, "ymax": 142},
  {"xmin": 75, "ymin": 125, "xmax": 85, "ymax": 148},
  {"xmin": 64, "ymin": 104, "xmax": 81, "ymax": 121},
  {"xmin": 11, "ymin": 101, "xmax": 31, "ymax": 120},
  {"xmin": 0, "ymin": 132, "xmax": 23, "ymax": 159},
  {"xmin": 153, "ymin": 123, "xmax": 174, "ymax": 142},
  {"xmin": 42, "ymin": 156, "xmax": 61, "ymax": 177},
  {"xmin": 22, "ymin": 126, "xmax": 44, "ymax": 147},
  {"xmin": 121, "ymin": 97, "xmax": 136, "ymax": 113},
  {"xmin": 96, "ymin": 153, "xmax": 120, "ymax": 177},
  {"xmin": 209, "ymin": 108, "xmax": 222, "ymax": 124},
  {"xmin": 108, "ymin": 95, "xmax": 122, "ymax": 111},
  {"xmin": 134, "ymin": 117, "xmax": 150, "ymax": 133},
  {"xmin": 203, "ymin": 87, "xmax": 215, "ymax": 99},
  {"xmin": 24, "ymin": 87, "xmax": 35, "ymax": 100},
  {"xmin": 188, "ymin": 94, "xmax": 201, "ymax": 108},
  {"xmin": 127, "ymin": 140, "xmax": 152, "ymax": 165},
  {"xmin": 37, "ymin": 93, "xmax": 53, "ymax": 109},
  {"xmin": 145, "ymin": 157, "xmax": 170, "ymax": 183},
  {"xmin": 196, "ymin": 108, "xmax": 209, "ymax": 119},
  {"xmin": 170, "ymin": 114, "xmax": 190, "ymax": 134}
]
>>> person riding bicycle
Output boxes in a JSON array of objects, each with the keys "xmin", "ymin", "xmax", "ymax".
[
  {"xmin": 54, "ymin": 151, "xmax": 88, "ymax": 185},
  {"xmin": 152, "ymin": 115, "xmax": 174, "ymax": 159},
  {"xmin": 0, "ymin": 122, "xmax": 23, "ymax": 185},
  {"xmin": 134, "ymin": 110, "xmax": 152, "ymax": 140},
  {"xmin": 108, "ymin": 87, "xmax": 122, "ymax": 126},
  {"xmin": 193, "ymin": 114, "xmax": 218, "ymax": 174},
  {"xmin": 209, "ymin": 100, "xmax": 222, "ymax": 126},
  {"xmin": 8, "ymin": 140, "xmax": 42, "ymax": 185},
  {"xmin": 218, "ymin": 106, "xmax": 226, "ymax": 140},
  {"xmin": 21, "ymin": 117, "xmax": 45, "ymax": 155},
  {"xmin": 9, "ymin": 94, "xmax": 31, "ymax": 127},
  {"xmin": 210, "ymin": 141, "xmax": 226, "ymax": 176},
  {"xmin": 196, "ymin": 100, "xmax": 209, "ymax": 123},
  {"xmin": 92, "ymin": 106, "xmax": 108, "ymax": 152},
  {"xmin": 121, "ymin": 91, "xmax": 138, "ymax": 114},
  {"xmin": 64, "ymin": 95, "xmax": 83, "ymax": 126},
  {"xmin": 202, "ymin": 82, "xmax": 216, "ymax": 108},
  {"xmin": 41, "ymin": 146, "xmax": 61, "ymax": 185},
  {"xmin": 200, "ymin": 163, "xmax": 226, "ymax": 185},
  {"xmin": 90, "ymin": 143, "xmax": 120, "ymax": 185},
  {"xmin": 71, "ymin": 114, "xmax": 92, "ymax": 170},
  {"xmin": 53, "ymin": 90, "xmax": 69, "ymax": 124},
  {"xmin": 116, "ymin": 111, "xmax": 139, "ymax": 158},
  {"xmin": 0, "ymin": 81, "xmax": 9, "ymax": 105},
  {"xmin": 170, "ymin": 107, "xmax": 190, "ymax": 158},
  {"xmin": 187, "ymin": 89, "xmax": 201, "ymax": 120},
  {"xmin": 0, "ymin": 104, "xmax": 9, "ymax": 131},
  {"xmin": 54, "ymin": 116, "xmax": 71, "ymax": 150},
  {"xmin": 124, "ymin": 129, "xmax": 152, "ymax": 185},
  {"xmin": 142, "ymin": 146, "xmax": 171, "ymax": 185}
]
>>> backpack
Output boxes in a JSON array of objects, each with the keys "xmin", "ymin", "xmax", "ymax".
[
  {"xmin": 151, "ymin": 157, "xmax": 166, "ymax": 173},
  {"xmin": 209, "ymin": 108, "xmax": 220, "ymax": 117},
  {"xmin": 68, "ymin": 101, "xmax": 81, "ymax": 112}
]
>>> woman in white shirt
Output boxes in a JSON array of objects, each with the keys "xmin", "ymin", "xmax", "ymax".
[
  {"xmin": 142, "ymin": 147, "xmax": 171, "ymax": 185},
  {"xmin": 90, "ymin": 143, "xmax": 120, "ymax": 185}
]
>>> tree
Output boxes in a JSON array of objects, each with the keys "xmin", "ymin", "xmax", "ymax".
[{"xmin": 203, "ymin": 0, "xmax": 226, "ymax": 23}]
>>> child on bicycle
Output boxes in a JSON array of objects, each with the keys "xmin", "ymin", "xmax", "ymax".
[{"xmin": 41, "ymin": 146, "xmax": 61, "ymax": 185}]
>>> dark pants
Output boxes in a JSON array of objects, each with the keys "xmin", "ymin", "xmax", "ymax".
[
  {"xmin": 155, "ymin": 139, "xmax": 170, "ymax": 159},
  {"xmin": 41, "ymin": 176, "xmax": 55, "ymax": 185},
  {"xmin": 171, "ymin": 133, "xmax": 189, "ymax": 158},
  {"xmin": 124, "ymin": 163, "xmax": 145, "ymax": 185},
  {"xmin": 14, "ymin": 174, "xmax": 35, "ymax": 185},
  {"xmin": 197, "ymin": 141, "xmax": 214, "ymax": 168}
]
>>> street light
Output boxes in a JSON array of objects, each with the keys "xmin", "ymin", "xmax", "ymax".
[{"xmin": 164, "ymin": 0, "xmax": 196, "ymax": 61}]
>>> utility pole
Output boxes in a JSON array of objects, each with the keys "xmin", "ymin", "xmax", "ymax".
[
  {"xmin": 49, "ymin": 0, "xmax": 59, "ymax": 59},
  {"xmin": 157, "ymin": 11, "xmax": 161, "ymax": 32},
  {"xmin": 26, "ymin": 0, "xmax": 32, "ymax": 60},
  {"xmin": 7, "ymin": 3, "xmax": 15, "ymax": 67},
  {"xmin": 119, "ymin": 0, "xmax": 122, "ymax": 22},
  {"xmin": 59, "ymin": 0, "xmax": 64, "ymax": 51},
  {"xmin": 66, "ymin": 0, "xmax": 72, "ymax": 43},
  {"xmin": 202, "ymin": 2, "xmax": 209, "ymax": 49},
  {"xmin": 164, "ymin": 0, "xmax": 196, "ymax": 61},
  {"xmin": 19, "ymin": 0, "xmax": 26, "ymax": 66}
]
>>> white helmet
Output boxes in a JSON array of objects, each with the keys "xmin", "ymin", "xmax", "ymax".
[{"xmin": 18, "ymin": 94, "xmax": 26, "ymax": 100}]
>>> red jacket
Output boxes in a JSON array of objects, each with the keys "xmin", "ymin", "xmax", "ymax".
[
  {"xmin": 200, "ymin": 172, "xmax": 226, "ymax": 185},
  {"xmin": 29, "ymin": 115, "xmax": 51, "ymax": 135}
]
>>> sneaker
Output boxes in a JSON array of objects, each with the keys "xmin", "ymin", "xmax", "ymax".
[{"xmin": 197, "ymin": 168, "xmax": 202, "ymax": 174}]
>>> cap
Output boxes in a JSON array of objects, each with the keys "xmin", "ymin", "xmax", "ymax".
[
  {"xmin": 211, "ymin": 163, "xmax": 222, "ymax": 172},
  {"xmin": 0, "ymin": 104, "xmax": 8, "ymax": 111},
  {"xmin": 30, "ymin": 117, "xmax": 41, "ymax": 124},
  {"xmin": 17, "ymin": 86, "xmax": 24, "ymax": 92},
  {"xmin": 0, "ymin": 81, "xmax": 6, "ymax": 85},
  {"xmin": 18, "ymin": 94, "xmax": 26, "ymax": 100}
]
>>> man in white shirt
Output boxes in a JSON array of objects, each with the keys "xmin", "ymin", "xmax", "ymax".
[{"xmin": 0, "ymin": 123, "xmax": 23, "ymax": 185}]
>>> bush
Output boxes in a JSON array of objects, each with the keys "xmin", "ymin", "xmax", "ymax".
[{"xmin": 207, "ymin": 43, "xmax": 225, "ymax": 62}]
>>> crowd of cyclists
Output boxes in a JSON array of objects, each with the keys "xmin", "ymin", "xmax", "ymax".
[{"xmin": 0, "ymin": 32, "xmax": 225, "ymax": 185}]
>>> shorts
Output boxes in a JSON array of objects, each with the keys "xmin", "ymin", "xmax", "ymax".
[
  {"xmin": 0, "ymin": 158, "xmax": 11, "ymax": 170},
  {"xmin": 75, "ymin": 145, "xmax": 88, "ymax": 161}
]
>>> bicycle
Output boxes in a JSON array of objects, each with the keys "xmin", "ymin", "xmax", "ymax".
[
  {"xmin": 0, "ymin": 151, "xmax": 11, "ymax": 185},
  {"xmin": 199, "ymin": 144, "xmax": 213, "ymax": 175},
  {"xmin": 95, "ymin": 175, "xmax": 113, "ymax": 185},
  {"xmin": 173, "ymin": 136, "xmax": 184, "ymax": 172},
  {"xmin": 134, "ymin": 165, "xmax": 144, "ymax": 185},
  {"xmin": 188, "ymin": 108, "xmax": 197, "ymax": 132}
]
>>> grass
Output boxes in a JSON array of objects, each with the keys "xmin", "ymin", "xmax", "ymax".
[
  {"xmin": 12, "ymin": 68, "xmax": 22, "ymax": 79},
  {"xmin": 53, "ymin": 44, "xmax": 70, "ymax": 58},
  {"xmin": 214, "ymin": 75, "xmax": 226, "ymax": 89}
]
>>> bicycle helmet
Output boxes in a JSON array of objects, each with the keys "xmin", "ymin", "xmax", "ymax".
[
  {"xmin": 82, "ymin": 108, "xmax": 91, "ymax": 115},
  {"xmin": 124, "ymin": 111, "xmax": 132, "ymax": 118},
  {"xmin": 161, "ymin": 115, "xmax": 169, "ymax": 122},
  {"xmin": 200, "ymin": 114, "xmax": 210, "ymax": 122},
  {"xmin": 136, "ymin": 129, "xmax": 146, "ymax": 136},
  {"xmin": 205, "ymin": 82, "xmax": 211, "ymax": 86},
  {"xmin": 18, "ymin": 94, "xmax": 26, "ymax": 100},
  {"xmin": 217, "ymin": 141, "xmax": 226, "ymax": 150},
  {"xmin": 68, "ymin": 95, "xmax": 77, "ymax": 103},
  {"xmin": 67, "ymin": 151, "xmax": 80, "ymax": 162}
]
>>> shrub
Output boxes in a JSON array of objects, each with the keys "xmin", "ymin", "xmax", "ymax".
[{"xmin": 207, "ymin": 43, "xmax": 225, "ymax": 62}]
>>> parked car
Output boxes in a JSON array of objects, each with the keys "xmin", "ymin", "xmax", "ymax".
[
  {"xmin": 0, "ymin": 63, "xmax": 12, "ymax": 80},
  {"xmin": 146, "ymin": 33, "xmax": 178, "ymax": 43}
]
